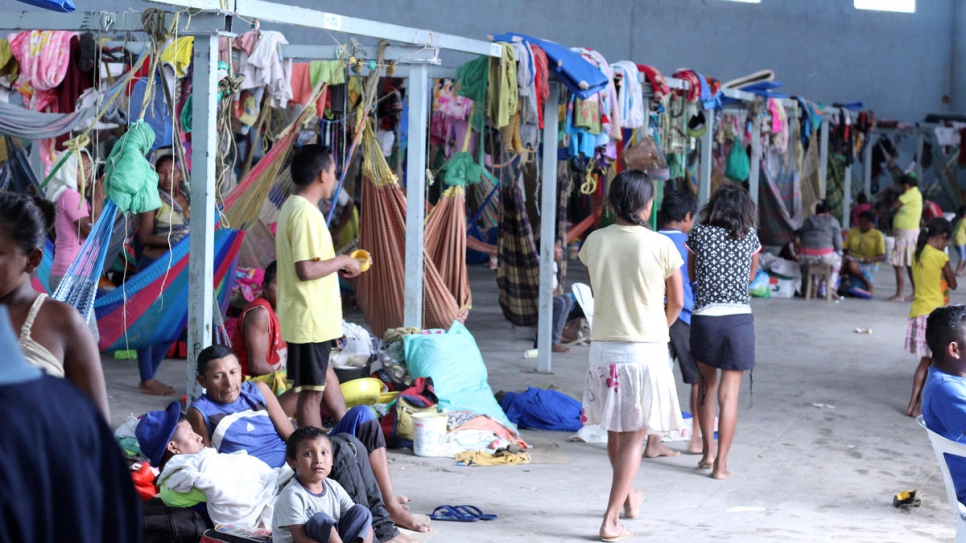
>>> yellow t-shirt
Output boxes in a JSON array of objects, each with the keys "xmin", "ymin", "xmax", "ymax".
[
  {"xmin": 844, "ymin": 228, "xmax": 886, "ymax": 260},
  {"xmin": 578, "ymin": 224, "xmax": 683, "ymax": 343},
  {"xmin": 910, "ymin": 244, "xmax": 950, "ymax": 318},
  {"xmin": 954, "ymin": 220, "xmax": 966, "ymax": 246},
  {"xmin": 275, "ymin": 195, "xmax": 342, "ymax": 344},
  {"xmin": 894, "ymin": 186, "xmax": 923, "ymax": 231}
]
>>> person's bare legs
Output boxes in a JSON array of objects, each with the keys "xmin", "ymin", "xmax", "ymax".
[
  {"xmin": 600, "ymin": 429, "xmax": 646, "ymax": 540},
  {"xmin": 643, "ymin": 433, "xmax": 679, "ymax": 458},
  {"xmin": 296, "ymin": 390, "xmax": 323, "ymax": 429},
  {"xmin": 696, "ymin": 361, "xmax": 718, "ymax": 469},
  {"xmin": 607, "ymin": 430, "xmax": 644, "ymax": 519},
  {"xmin": 369, "ymin": 447, "xmax": 429, "ymax": 532},
  {"xmin": 905, "ymin": 266, "xmax": 916, "ymax": 301},
  {"xmin": 906, "ymin": 356, "xmax": 931, "ymax": 417},
  {"xmin": 887, "ymin": 265, "xmax": 905, "ymax": 301},
  {"xmin": 323, "ymin": 366, "xmax": 348, "ymax": 422},
  {"xmin": 688, "ymin": 383, "xmax": 703, "ymax": 454},
  {"xmin": 712, "ymin": 370, "xmax": 743, "ymax": 480}
]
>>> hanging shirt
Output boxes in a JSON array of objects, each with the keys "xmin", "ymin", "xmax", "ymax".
[{"xmin": 190, "ymin": 381, "xmax": 288, "ymax": 469}]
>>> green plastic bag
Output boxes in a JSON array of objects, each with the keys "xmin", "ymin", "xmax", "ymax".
[{"xmin": 725, "ymin": 136, "xmax": 750, "ymax": 182}]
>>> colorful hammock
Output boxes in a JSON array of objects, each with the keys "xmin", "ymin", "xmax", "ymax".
[
  {"xmin": 52, "ymin": 199, "xmax": 119, "ymax": 320},
  {"xmin": 354, "ymin": 124, "xmax": 461, "ymax": 337},
  {"xmin": 94, "ymin": 227, "xmax": 244, "ymax": 352},
  {"xmin": 0, "ymin": 136, "xmax": 40, "ymax": 193},
  {"xmin": 758, "ymin": 145, "xmax": 803, "ymax": 247}
]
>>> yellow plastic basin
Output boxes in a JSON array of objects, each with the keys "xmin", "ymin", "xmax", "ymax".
[{"xmin": 340, "ymin": 377, "xmax": 383, "ymax": 407}]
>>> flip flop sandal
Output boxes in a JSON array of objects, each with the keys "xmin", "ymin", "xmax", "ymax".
[
  {"xmin": 601, "ymin": 526, "xmax": 633, "ymax": 542},
  {"xmin": 430, "ymin": 505, "xmax": 478, "ymax": 522},
  {"xmin": 453, "ymin": 505, "xmax": 497, "ymax": 521}
]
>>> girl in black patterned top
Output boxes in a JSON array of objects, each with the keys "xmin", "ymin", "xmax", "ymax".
[{"xmin": 685, "ymin": 184, "xmax": 761, "ymax": 480}]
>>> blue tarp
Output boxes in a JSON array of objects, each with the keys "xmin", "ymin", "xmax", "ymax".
[
  {"xmin": 500, "ymin": 387, "xmax": 582, "ymax": 432},
  {"xmin": 491, "ymin": 32, "xmax": 608, "ymax": 100}
]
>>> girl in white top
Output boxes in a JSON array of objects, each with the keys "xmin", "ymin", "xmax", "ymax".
[
  {"xmin": 578, "ymin": 170, "xmax": 684, "ymax": 542},
  {"xmin": 0, "ymin": 192, "xmax": 109, "ymax": 421}
]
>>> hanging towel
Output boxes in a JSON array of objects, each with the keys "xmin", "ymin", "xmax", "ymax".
[
  {"xmin": 308, "ymin": 59, "xmax": 345, "ymax": 87},
  {"xmin": 486, "ymin": 43, "xmax": 517, "ymax": 129},
  {"xmin": 238, "ymin": 30, "xmax": 291, "ymax": 108},
  {"xmin": 612, "ymin": 61, "xmax": 645, "ymax": 129},
  {"xmin": 491, "ymin": 32, "xmax": 607, "ymax": 99},
  {"xmin": 574, "ymin": 48, "xmax": 621, "ymax": 141},
  {"xmin": 455, "ymin": 56, "xmax": 488, "ymax": 131},
  {"xmin": 530, "ymin": 45, "xmax": 549, "ymax": 128},
  {"xmin": 509, "ymin": 42, "xmax": 538, "ymax": 149},
  {"xmin": 8, "ymin": 30, "xmax": 75, "ymax": 111},
  {"xmin": 637, "ymin": 64, "xmax": 669, "ymax": 101},
  {"xmin": 159, "ymin": 36, "xmax": 194, "ymax": 78}
]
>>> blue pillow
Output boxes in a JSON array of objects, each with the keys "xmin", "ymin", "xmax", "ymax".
[{"xmin": 403, "ymin": 322, "xmax": 512, "ymax": 428}]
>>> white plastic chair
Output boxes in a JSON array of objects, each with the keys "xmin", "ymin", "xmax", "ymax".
[{"xmin": 917, "ymin": 415, "xmax": 966, "ymax": 542}]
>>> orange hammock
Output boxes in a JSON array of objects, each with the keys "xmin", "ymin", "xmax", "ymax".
[
  {"xmin": 354, "ymin": 125, "xmax": 464, "ymax": 337},
  {"xmin": 424, "ymin": 185, "xmax": 471, "ymax": 310}
]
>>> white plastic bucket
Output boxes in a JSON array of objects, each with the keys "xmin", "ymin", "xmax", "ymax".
[{"xmin": 412, "ymin": 412, "xmax": 447, "ymax": 457}]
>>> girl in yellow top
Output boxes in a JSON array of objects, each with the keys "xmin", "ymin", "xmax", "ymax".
[
  {"xmin": 906, "ymin": 218, "xmax": 957, "ymax": 417},
  {"xmin": 953, "ymin": 206, "xmax": 966, "ymax": 277}
]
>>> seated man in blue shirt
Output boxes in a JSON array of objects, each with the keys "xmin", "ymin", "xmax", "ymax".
[{"xmin": 921, "ymin": 304, "xmax": 966, "ymax": 504}]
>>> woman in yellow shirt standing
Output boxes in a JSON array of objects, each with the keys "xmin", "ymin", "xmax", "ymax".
[
  {"xmin": 905, "ymin": 218, "xmax": 957, "ymax": 417},
  {"xmin": 888, "ymin": 175, "xmax": 923, "ymax": 302},
  {"xmin": 953, "ymin": 206, "xmax": 966, "ymax": 277}
]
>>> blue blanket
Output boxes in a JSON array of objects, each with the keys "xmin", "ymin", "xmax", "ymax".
[{"xmin": 490, "ymin": 32, "xmax": 607, "ymax": 99}]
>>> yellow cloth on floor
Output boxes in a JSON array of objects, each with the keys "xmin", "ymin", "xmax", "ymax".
[
  {"xmin": 486, "ymin": 43, "xmax": 517, "ymax": 129},
  {"xmin": 454, "ymin": 449, "xmax": 531, "ymax": 466}
]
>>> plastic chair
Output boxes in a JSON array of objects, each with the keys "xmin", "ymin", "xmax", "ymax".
[
  {"xmin": 804, "ymin": 263, "xmax": 833, "ymax": 301},
  {"xmin": 917, "ymin": 415, "xmax": 966, "ymax": 542}
]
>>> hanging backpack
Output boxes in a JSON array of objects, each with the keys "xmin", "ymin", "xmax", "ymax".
[
  {"xmin": 725, "ymin": 136, "xmax": 751, "ymax": 182},
  {"xmin": 380, "ymin": 377, "xmax": 438, "ymax": 448}
]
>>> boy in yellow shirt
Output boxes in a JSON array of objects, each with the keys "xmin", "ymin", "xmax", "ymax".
[
  {"xmin": 276, "ymin": 145, "xmax": 363, "ymax": 428},
  {"xmin": 843, "ymin": 211, "xmax": 886, "ymax": 295}
]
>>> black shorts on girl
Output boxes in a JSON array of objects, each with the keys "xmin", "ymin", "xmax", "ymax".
[{"xmin": 287, "ymin": 341, "xmax": 333, "ymax": 393}]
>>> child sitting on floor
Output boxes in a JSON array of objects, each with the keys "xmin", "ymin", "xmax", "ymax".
[
  {"xmin": 273, "ymin": 427, "xmax": 373, "ymax": 543},
  {"xmin": 921, "ymin": 304, "xmax": 966, "ymax": 504}
]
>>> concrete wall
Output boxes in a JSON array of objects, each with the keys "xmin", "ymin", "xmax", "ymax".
[{"xmin": 0, "ymin": 0, "xmax": 956, "ymax": 121}]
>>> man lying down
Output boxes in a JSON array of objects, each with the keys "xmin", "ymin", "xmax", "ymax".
[{"xmin": 136, "ymin": 401, "xmax": 413, "ymax": 542}]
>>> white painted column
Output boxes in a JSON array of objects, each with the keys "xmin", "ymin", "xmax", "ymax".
[
  {"xmin": 187, "ymin": 35, "xmax": 218, "ymax": 402},
  {"xmin": 698, "ymin": 113, "xmax": 714, "ymax": 207},
  {"xmin": 749, "ymin": 112, "xmax": 762, "ymax": 206},
  {"xmin": 536, "ymin": 82, "xmax": 560, "ymax": 373},
  {"xmin": 819, "ymin": 118, "xmax": 830, "ymax": 199},
  {"xmin": 403, "ymin": 63, "xmax": 429, "ymax": 328},
  {"xmin": 863, "ymin": 133, "xmax": 874, "ymax": 197}
]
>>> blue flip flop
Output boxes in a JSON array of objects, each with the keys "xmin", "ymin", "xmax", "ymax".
[
  {"xmin": 453, "ymin": 505, "xmax": 497, "ymax": 521},
  {"xmin": 430, "ymin": 505, "xmax": 478, "ymax": 522}
]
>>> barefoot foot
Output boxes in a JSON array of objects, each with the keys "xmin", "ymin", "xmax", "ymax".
[
  {"xmin": 139, "ymin": 379, "xmax": 176, "ymax": 396},
  {"xmin": 711, "ymin": 460, "xmax": 731, "ymax": 480},
  {"xmin": 643, "ymin": 440, "xmax": 681, "ymax": 458},
  {"xmin": 697, "ymin": 455, "xmax": 714, "ymax": 469},
  {"xmin": 551, "ymin": 343, "xmax": 572, "ymax": 353},
  {"xmin": 886, "ymin": 294, "xmax": 904, "ymax": 302},
  {"xmin": 390, "ymin": 507, "xmax": 430, "ymax": 533},
  {"xmin": 622, "ymin": 488, "xmax": 644, "ymax": 519},
  {"xmin": 904, "ymin": 294, "xmax": 916, "ymax": 302},
  {"xmin": 687, "ymin": 439, "xmax": 704, "ymax": 455}
]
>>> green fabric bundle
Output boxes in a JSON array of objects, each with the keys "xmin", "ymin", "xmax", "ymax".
[
  {"xmin": 456, "ymin": 56, "xmax": 488, "ymax": 132},
  {"xmin": 438, "ymin": 152, "xmax": 493, "ymax": 187},
  {"xmin": 104, "ymin": 121, "xmax": 162, "ymax": 214}
]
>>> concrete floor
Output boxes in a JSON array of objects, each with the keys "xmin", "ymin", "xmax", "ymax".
[{"xmin": 104, "ymin": 261, "xmax": 959, "ymax": 542}]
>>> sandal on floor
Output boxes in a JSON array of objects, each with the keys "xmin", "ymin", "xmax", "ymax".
[
  {"xmin": 453, "ymin": 505, "xmax": 497, "ymax": 520},
  {"xmin": 430, "ymin": 505, "xmax": 478, "ymax": 522},
  {"xmin": 601, "ymin": 526, "xmax": 633, "ymax": 542}
]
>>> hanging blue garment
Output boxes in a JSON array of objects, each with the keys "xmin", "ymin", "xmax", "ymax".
[
  {"xmin": 490, "ymin": 32, "xmax": 607, "ymax": 99},
  {"xmin": 128, "ymin": 75, "xmax": 173, "ymax": 150},
  {"xmin": 500, "ymin": 387, "xmax": 582, "ymax": 432}
]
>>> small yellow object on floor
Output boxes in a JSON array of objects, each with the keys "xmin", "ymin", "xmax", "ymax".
[{"xmin": 454, "ymin": 449, "xmax": 531, "ymax": 467}]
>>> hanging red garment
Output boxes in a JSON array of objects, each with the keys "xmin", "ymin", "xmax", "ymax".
[
  {"xmin": 54, "ymin": 35, "xmax": 93, "ymax": 150},
  {"xmin": 529, "ymin": 45, "xmax": 549, "ymax": 129}
]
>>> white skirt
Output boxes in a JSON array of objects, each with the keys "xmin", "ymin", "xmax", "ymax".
[{"xmin": 582, "ymin": 341, "xmax": 685, "ymax": 433}]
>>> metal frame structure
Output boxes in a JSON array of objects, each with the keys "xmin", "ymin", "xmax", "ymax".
[{"xmin": 0, "ymin": 3, "xmax": 500, "ymax": 397}]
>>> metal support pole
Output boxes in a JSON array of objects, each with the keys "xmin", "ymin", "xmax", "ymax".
[
  {"xmin": 863, "ymin": 133, "xmax": 874, "ymax": 197},
  {"xmin": 403, "ymin": 63, "xmax": 429, "ymax": 328},
  {"xmin": 749, "ymin": 112, "xmax": 762, "ymax": 206},
  {"xmin": 536, "ymin": 83, "xmax": 560, "ymax": 374},
  {"xmin": 698, "ymin": 114, "xmax": 714, "ymax": 207},
  {"xmin": 819, "ymin": 118, "xmax": 830, "ymax": 198},
  {"xmin": 916, "ymin": 132, "xmax": 926, "ymax": 180},
  {"xmin": 186, "ymin": 35, "xmax": 219, "ymax": 402},
  {"xmin": 843, "ymin": 165, "xmax": 852, "ymax": 227}
]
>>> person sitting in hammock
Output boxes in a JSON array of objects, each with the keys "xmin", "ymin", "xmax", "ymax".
[
  {"xmin": 0, "ymin": 192, "xmax": 110, "ymax": 420},
  {"xmin": 187, "ymin": 345, "xmax": 430, "ymax": 536},
  {"xmin": 135, "ymin": 153, "xmax": 189, "ymax": 396}
]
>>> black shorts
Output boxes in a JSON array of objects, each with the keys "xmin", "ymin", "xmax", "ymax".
[
  {"xmin": 288, "ymin": 341, "xmax": 333, "ymax": 393},
  {"xmin": 668, "ymin": 319, "xmax": 699, "ymax": 385},
  {"xmin": 690, "ymin": 313, "xmax": 756, "ymax": 372}
]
